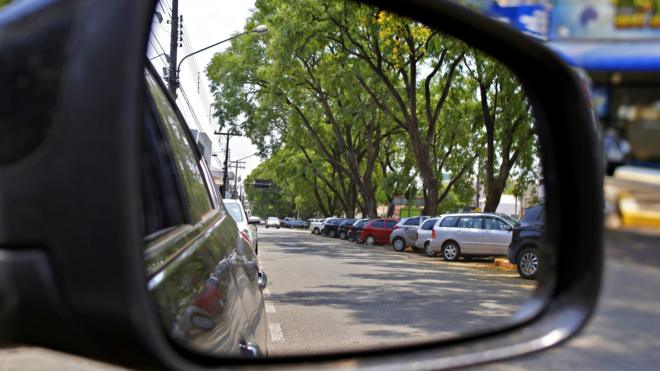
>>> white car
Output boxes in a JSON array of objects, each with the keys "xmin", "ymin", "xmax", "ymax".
[
  {"xmin": 223, "ymin": 199, "xmax": 260, "ymax": 253},
  {"xmin": 266, "ymin": 217, "xmax": 280, "ymax": 229},
  {"xmin": 308, "ymin": 218, "xmax": 325, "ymax": 234}
]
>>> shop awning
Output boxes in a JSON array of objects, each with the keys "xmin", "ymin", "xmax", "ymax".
[{"xmin": 548, "ymin": 41, "xmax": 660, "ymax": 72}]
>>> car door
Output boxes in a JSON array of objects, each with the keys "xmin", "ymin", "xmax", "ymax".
[
  {"xmin": 402, "ymin": 217, "xmax": 421, "ymax": 244},
  {"xmin": 143, "ymin": 69, "xmax": 263, "ymax": 356},
  {"xmin": 482, "ymin": 217, "xmax": 513, "ymax": 255},
  {"xmin": 456, "ymin": 216, "xmax": 484, "ymax": 254}
]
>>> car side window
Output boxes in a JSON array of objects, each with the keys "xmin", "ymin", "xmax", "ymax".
[
  {"xmin": 404, "ymin": 217, "xmax": 419, "ymax": 226},
  {"xmin": 145, "ymin": 71, "xmax": 212, "ymax": 222},
  {"xmin": 484, "ymin": 218, "xmax": 507, "ymax": 231},
  {"xmin": 371, "ymin": 220, "xmax": 384, "ymax": 228},
  {"xmin": 386, "ymin": 220, "xmax": 398, "ymax": 228},
  {"xmin": 458, "ymin": 217, "xmax": 483, "ymax": 229},
  {"xmin": 421, "ymin": 219, "xmax": 437, "ymax": 230},
  {"xmin": 440, "ymin": 216, "xmax": 459, "ymax": 227}
]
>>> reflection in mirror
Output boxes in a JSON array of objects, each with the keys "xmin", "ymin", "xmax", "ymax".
[{"xmin": 144, "ymin": 0, "xmax": 546, "ymax": 358}]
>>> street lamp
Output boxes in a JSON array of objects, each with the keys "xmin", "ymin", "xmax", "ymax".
[{"xmin": 168, "ymin": 25, "xmax": 268, "ymax": 96}]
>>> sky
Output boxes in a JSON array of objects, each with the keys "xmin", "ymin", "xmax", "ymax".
[{"xmin": 147, "ymin": 0, "xmax": 261, "ymax": 181}]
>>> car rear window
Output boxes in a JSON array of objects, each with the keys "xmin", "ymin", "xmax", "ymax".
[
  {"xmin": 439, "ymin": 216, "xmax": 459, "ymax": 227},
  {"xmin": 522, "ymin": 206, "xmax": 543, "ymax": 223},
  {"xmin": 370, "ymin": 220, "xmax": 384, "ymax": 228},
  {"xmin": 385, "ymin": 220, "xmax": 398, "ymax": 228},
  {"xmin": 421, "ymin": 219, "xmax": 437, "ymax": 230},
  {"xmin": 403, "ymin": 217, "xmax": 419, "ymax": 226},
  {"xmin": 225, "ymin": 203, "xmax": 244, "ymax": 222}
]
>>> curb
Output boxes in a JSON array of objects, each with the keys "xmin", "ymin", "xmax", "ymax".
[
  {"xmin": 618, "ymin": 193, "xmax": 660, "ymax": 229},
  {"xmin": 493, "ymin": 258, "xmax": 516, "ymax": 270}
]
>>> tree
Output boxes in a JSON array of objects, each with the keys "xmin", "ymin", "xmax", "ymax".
[{"xmin": 465, "ymin": 53, "xmax": 538, "ymax": 212}]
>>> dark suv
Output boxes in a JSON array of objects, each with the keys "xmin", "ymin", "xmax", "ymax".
[
  {"xmin": 321, "ymin": 218, "xmax": 346, "ymax": 238},
  {"xmin": 508, "ymin": 205, "xmax": 544, "ymax": 279},
  {"xmin": 347, "ymin": 219, "xmax": 370, "ymax": 242},
  {"xmin": 337, "ymin": 219, "xmax": 357, "ymax": 239}
]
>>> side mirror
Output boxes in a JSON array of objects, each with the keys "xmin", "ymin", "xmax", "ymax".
[{"xmin": 248, "ymin": 216, "xmax": 261, "ymax": 225}]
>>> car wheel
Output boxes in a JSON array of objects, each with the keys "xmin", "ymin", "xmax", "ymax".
[
  {"xmin": 266, "ymin": 225, "xmax": 269, "ymax": 229},
  {"xmin": 517, "ymin": 247, "xmax": 539, "ymax": 279},
  {"xmin": 276, "ymin": 226, "xmax": 280, "ymax": 229},
  {"xmin": 424, "ymin": 242, "xmax": 436, "ymax": 257},
  {"xmin": 328, "ymin": 230, "xmax": 336, "ymax": 238},
  {"xmin": 348, "ymin": 234, "xmax": 355, "ymax": 242},
  {"xmin": 365, "ymin": 235, "xmax": 376, "ymax": 245},
  {"xmin": 339, "ymin": 231, "xmax": 347, "ymax": 239},
  {"xmin": 321, "ymin": 230, "xmax": 327, "ymax": 237},
  {"xmin": 392, "ymin": 237, "xmax": 406, "ymax": 252},
  {"xmin": 313, "ymin": 227, "xmax": 320, "ymax": 235},
  {"xmin": 442, "ymin": 241, "xmax": 460, "ymax": 262}
]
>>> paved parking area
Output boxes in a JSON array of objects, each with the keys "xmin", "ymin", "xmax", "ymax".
[{"xmin": 257, "ymin": 228, "xmax": 535, "ymax": 355}]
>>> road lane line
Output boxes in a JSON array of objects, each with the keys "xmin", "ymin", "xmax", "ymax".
[
  {"xmin": 269, "ymin": 323, "xmax": 284, "ymax": 342},
  {"xmin": 265, "ymin": 301, "xmax": 276, "ymax": 313}
]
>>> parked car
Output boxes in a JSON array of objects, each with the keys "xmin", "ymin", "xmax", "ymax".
[
  {"xmin": 308, "ymin": 218, "xmax": 325, "ymax": 234},
  {"xmin": 223, "ymin": 198, "xmax": 260, "ymax": 254},
  {"xmin": 336, "ymin": 219, "xmax": 357, "ymax": 239},
  {"xmin": 428, "ymin": 213, "xmax": 515, "ymax": 261},
  {"xmin": 282, "ymin": 217, "xmax": 307, "ymax": 229},
  {"xmin": 358, "ymin": 218, "xmax": 399, "ymax": 245},
  {"xmin": 413, "ymin": 217, "xmax": 441, "ymax": 256},
  {"xmin": 321, "ymin": 218, "xmax": 345, "ymax": 237},
  {"xmin": 266, "ymin": 217, "xmax": 280, "ymax": 229},
  {"xmin": 347, "ymin": 218, "xmax": 370, "ymax": 242},
  {"xmin": 390, "ymin": 216, "xmax": 430, "ymax": 252},
  {"xmin": 508, "ymin": 205, "xmax": 544, "ymax": 279}
]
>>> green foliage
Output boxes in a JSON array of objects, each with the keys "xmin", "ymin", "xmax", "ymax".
[{"xmin": 209, "ymin": 0, "xmax": 540, "ymax": 217}]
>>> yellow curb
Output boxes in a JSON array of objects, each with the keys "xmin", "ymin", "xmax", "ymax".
[
  {"xmin": 493, "ymin": 258, "xmax": 516, "ymax": 270},
  {"xmin": 618, "ymin": 193, "xmax": 660, "ymax": 229}
]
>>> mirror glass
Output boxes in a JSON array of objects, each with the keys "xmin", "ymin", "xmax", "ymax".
[{"xmin": 144, "ymin": 0, "xmax": 546, "ymax": 357}]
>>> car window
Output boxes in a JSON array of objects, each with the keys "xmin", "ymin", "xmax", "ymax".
[
  {"xmin": 404, "ymin": 217, "xmax": 419, "ymax": 226},
  {"xmin": 225, "ymin": 203, "xmax": 244, "ymax": 222},
  {"xmin": 386, "ymin": 220, "xmax": 398, "ymax": 228},
  {"xmin": 141, "ymin": 106, "xmax": 185, "ymax": 237},
  {"xmin": 371, "ymin": 220, "xmax": 384, "ymax": 228},
  {"xmin": 457, "ymin": 216, "xmax": 483, "ymax": 229},
  {"xmin": 522, "ymin": 206, "xmax": 542, "ymax": 223},
  {"xmin": 421, "ymin": 219, "xmax": 437, "ymax": 230},
  {"xmin": 440, "ymin": 216, "xmax": 459, "ymax": 227},
  {"xmin": 484, "ymin": 217, "xmax": 508, "ymax": 231},
  {"xmin": 145, "ymin": 71, "xmax": 212, "ymax": 222}
]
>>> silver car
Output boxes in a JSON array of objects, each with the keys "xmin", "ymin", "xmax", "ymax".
[
  {"xmin": 413, "ymin": 217, "xmax": 442, "ymax": 255},
  {"xmin": 223, "ymin": 199, "xmax": 260, "ymax": 253},
  {"xmin": 389, "ymin": 216, "xmax": 429, "ymax": 252},
  {"xmin": 427, "ymin": 213, "xmax": 514, "ymax": 261}
]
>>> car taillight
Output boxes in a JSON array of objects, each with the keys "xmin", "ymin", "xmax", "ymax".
[{"xmin": 431, "ymin": 229, "xmax": 436, "ymax": 239}]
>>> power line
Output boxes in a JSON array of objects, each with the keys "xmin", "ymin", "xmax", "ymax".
[{"xmin": 179, "ymin": 85, "xmax": 205, "ymax": 133}]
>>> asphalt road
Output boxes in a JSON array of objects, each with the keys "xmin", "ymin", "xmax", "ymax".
[{"xmin": 257, "ymin": 227, "xmax": 535, "ymax": 355}]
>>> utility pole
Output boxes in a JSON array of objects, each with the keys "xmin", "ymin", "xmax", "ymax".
[
  {"xmin": 167, "ymin": 0, "xmax": 180, "ymax": 97},
  {"xmin": 214, "ymin": 130, "xmax": 241, "ymax": 198},
  {"xmin": 231, "ymin": 160, "xmax": 246, "ymax": 199}
]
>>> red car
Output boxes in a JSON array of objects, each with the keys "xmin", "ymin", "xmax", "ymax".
[{"xmin": 358, "ymin": 218, "xmax": 399, "ymax": 245}]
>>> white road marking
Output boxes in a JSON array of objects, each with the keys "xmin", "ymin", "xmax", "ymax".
[
  {"xmin": 269, "ymin": 323, "xmax": 284, "ymax": 342},
  {"xmin": 265, "ymin": 301, "xmax": 276, "ymax": 313}
]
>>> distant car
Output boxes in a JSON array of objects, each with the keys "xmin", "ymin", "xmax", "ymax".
[
  {"xmin": 308, "ymin": 218, "xmax": 325, "ymax": 234},
  {"xmin": 358, "ymin": 218, "xmax": 399, "ymax": 245},
  {"xmin": 347, "ymin": 218, "xmax": 370, "ymax": 242},
  {"xmin": 321, "ymin": 218, "xmax": 345, "ymax": 238},
  {"xmin": 413, "ymin": 217, "xmax": 441, "ymax": 256},
  {"xmin": 223, "ymin": 199, "xmax": 260, "ymax": 254},
  {"xmin": 427, "ymin": 213, "xmax": 514, "ymax": 261},
  {"xmin": 337, "ymin": 219, "xmax": 357, "ymax": 239},
  {"xmin": 283, "ymin": 217, "xmax": 307, "ymax": 228},
  {"xmin": 508, "ymin": 205, "xmax": 544, "ymax": 279},
  {"xmin": 266, "ymin": 217, "xmax": 280, "ymax": 229},
  {"xmin": 390, "ymin": 216, "xmax": 430, "ymax": 252}
]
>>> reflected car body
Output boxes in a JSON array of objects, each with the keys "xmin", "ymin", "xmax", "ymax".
[
  {"xmin": 143, "ymin": 68, "xmax": 267, "ymax": 357},
  {"xmin": 358, "ymin": 219, "xmax": 399, "ymax": 245},
  {"xmin": 508, "ymin": 205, "xmax": 544, "ymax": 279},
  {"xmin": 308, "ymin": 218, "xmax": 325, "ymax": 234},
  {"xmin": 223, "ymin": 198, "xmax": 258, "ymax": 253},
  {"xmin": 390, "ymin": 216, "xmax": 430, "ymax": 251},
  {"xmin": 428, "ymin": 213, "xmax": 514, "ymax": 260},
  {"xmin": 413, "ymin": 217, "xmax": 441, "ymax": 251}
]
